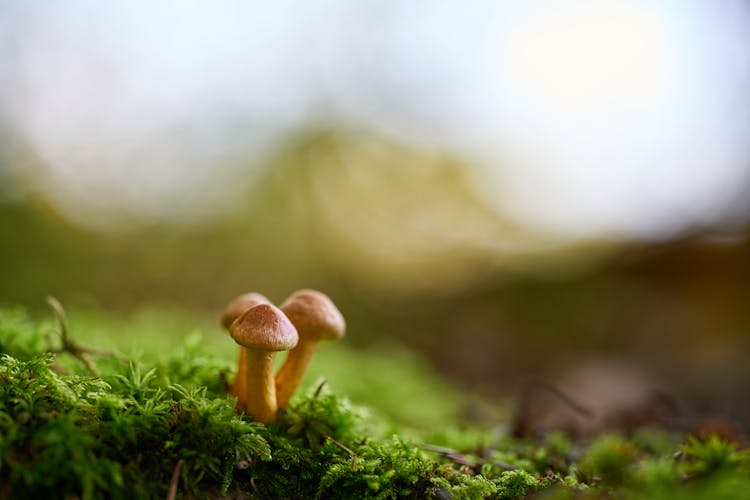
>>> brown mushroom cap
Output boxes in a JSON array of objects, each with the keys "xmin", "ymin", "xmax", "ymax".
[
  {"xmin": 280, "ymin": 289, "xmax": 345, "ymax": 342},
  {"xmin": 230, "ymin": 303, "xmax": 298, "ymax": 351},
  {"xmin": 221, "ymin": 292, "xmax": 270, "ymax": 329}
]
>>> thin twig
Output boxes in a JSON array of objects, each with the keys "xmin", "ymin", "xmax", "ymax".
[
  {"xmin": 419, "ymin": 443, "xmax": 518, "ymax": 473},
  {"xmin": 419, "ymin": 444, "xmax": 477, "ymax": 471},
  {"xmin": 313, "ymin": 380, "xmax": 327, "ymax": 398},
  {"xmin": 324, "ymin": 435, "xmax": 355, "ymax": 456},
  {"xmin": 46, "ymin": 296, "xmax": 70, "ymax": 341},
  {"xmin": 45, "ymin": 296, "xmax": 128, "ymax": 375},
  {"xmin": 532, "ymin": 383, "xmax": 593, "ymax": 417},
  {"xmin": 166, "ymin": 459, "xmax": 184, "ymax": 500},
  {"xmin": 491, "ymin": 459, "xmax": 516, "ymax": 471},
  {"xmin": 324, "ymin": 435, "xmax": 357, "ymax": 468},
  {"xmin": 419, "ymin": 443, "xmax": 459, "ymax": 454},
  {"xmin": 512, "ymin": 381, "xmax": 593, "ymax": 437},
  {"xmin": 250, "ymin": 477, "xmax": 261, "ymax": 498}
]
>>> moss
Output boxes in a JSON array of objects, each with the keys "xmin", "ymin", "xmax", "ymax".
[
  {"xmin": 679, "ymin": 435, "xmax": 748, "ymax": 476},
  {"xmin": 1, "ymin": 306, "xmax": 750, "ymax": 499},
  {"xmin": 0, "ymin": 354, "xmax": 270, "ymax": 498},
  {"xmin": 579, "ymin": 435, "xmax": 639, "ymax": 485}
]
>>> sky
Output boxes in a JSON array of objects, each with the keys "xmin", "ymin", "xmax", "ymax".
[{"xmin": 1, "ymin": 0, "xmax": 749, "ymax": 243}]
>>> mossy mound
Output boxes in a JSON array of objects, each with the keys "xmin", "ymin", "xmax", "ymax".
[{"xmin": 0, "ymin": 306, "xmax": 748, "ymax": 499}]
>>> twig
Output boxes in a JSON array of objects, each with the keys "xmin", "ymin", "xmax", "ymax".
[
  {"xmin": 491, "ymin": 459, "xmax": 516, "ymax": 471},
  {"xmin": 46, "ymin": 296, "xmax": 128, "ymax": 375},
  {"xmin": 532, "ymin": 383, "xmax": 593, "ymax": 417},
  {"xmin": 324, "ymin": 435, "xmax": 355, "ymax": 456},
  {"xmin": 419, "ymin": 443, "xmax": 461, "ymax": 455},
  {"xmin": 249, "ymin": 477, "xmax": 261, "ymax": 498},
  {"xmin": 313, "ymin": 380, "xmax": 327, "ymax": 398},
  {"xmin": 47, "ymin": 296, "xmax": 70, "ymax": 340},
  {"xmin": 511, "ymin": 381, "xmax": 593, "ymax": 438},
  {"xmin": 420, "ymin": 445, "xmax": 474, "ymax": 471},
  {"xmin": 166, "ymin": 459, "xmax": 184, "ymax": 500},
  {"xmin": 324, "ymin": 435, "xmax": 357, "ymax": 468},
  {"xmin": 419, "ymin": 443, "xmax": 517, "ymax": 473},
  {"xmin": 419, "ymin": 444, "xmax": 478, "ymax": 471}
]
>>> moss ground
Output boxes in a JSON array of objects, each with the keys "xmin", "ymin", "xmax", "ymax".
[{"xmin": 1, "ymin": 305, "xmax": 749, "ymax": 499}]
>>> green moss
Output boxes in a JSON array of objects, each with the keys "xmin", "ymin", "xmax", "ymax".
[
  {"xmin": 1, "ymin": 306, "xmax": 749, "ymax": 499},
  {"xmin": 679, "ymin": 435, "xmax": 748, "ymax": 476},
  {"xmin": 579, "ymin": 435, "xmax": 639, "ymax": 485},
  {"xmin": 0, "ymin": 353, "xmax": 270, "ymax": 498}
]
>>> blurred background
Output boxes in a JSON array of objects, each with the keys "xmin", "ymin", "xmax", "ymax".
[{"xmin": 1, "ymin": 1, "xmax": 750, "ymax": 431}]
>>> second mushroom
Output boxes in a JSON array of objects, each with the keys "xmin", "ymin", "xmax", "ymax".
[{"xmin": 275, "ymin": 289, "xmax": 346, "ymax": 409}]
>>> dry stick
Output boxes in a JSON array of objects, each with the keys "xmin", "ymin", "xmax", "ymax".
[
  {"xmin": 419, "ymin": 444, "xmax": 475, "ymax": 470},
  {"xmin": 512, "ymin": 381, "xmax": 594, "ymax": 438},
  {"xmin": 313, "ymin": 380, "xmax": 327, "ymax": 398},
  {"xmin": 46, "ymin": 296, "xmax": 128, "ymax": 375},
  {"xmin": 491, "ymin": 459, "xmax": 517, "ymax": 471},
  {"xmin": 285, "ymin": 379, "xmax": 327, "ymax": 417},
  {"xmin": 166, "ymin": 459, "xmax": 185, "ymax": 500},
  {"xmin": 529, "ymin": 382, "xmax": 593, "ymax": 416},
  {"xmin": 475, "ymin": 443, "xmax": 516, "ymax": 471},
  {"xmin": 277, "ymin": 373, "xmax": 327, "ymax": 419},
  {"xmin": 419, "ymin": 444, "xmax": 516, "ymax": 473},
  {"xmin": 249, "ymin": 477, "xmax": 262, "ymax": 498},
  {"xmin": 324, "ymin": 435, "xmax": 357, "ymax": 468}
]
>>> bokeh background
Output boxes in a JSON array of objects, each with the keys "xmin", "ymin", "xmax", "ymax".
[{"xmin": 2, "ymin": 1, "xmax": 750, "ymax": 429}]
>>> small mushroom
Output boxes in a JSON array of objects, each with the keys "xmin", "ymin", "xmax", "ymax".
[
  {"xmin": 230, "ymin": 303, "xmax": 298, "ymax": 423},
  {"xmin": 275, "ymin": 289, "xmax": 346, "ymax": 409},
  {"xmin": 221, "ymin": 293, "xmax": 271, "ymax": 409}
]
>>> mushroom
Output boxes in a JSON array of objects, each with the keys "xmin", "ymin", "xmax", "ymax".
[
  {"xmin": 275, "ymin": 289, "xmax": 346, "ymax": 409},
  {"xmin": 221, "ymin": 293, "xmax": 270, "ymax": 409},
  {"xmin": 221, "ymin": 292, "xmax": 271, "ymax": 330},
  {"xmin": 230, "ymin": 303, "xmax": 298, "ymax": 423}
]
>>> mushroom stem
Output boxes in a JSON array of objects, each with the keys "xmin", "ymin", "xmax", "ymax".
[
  {"xmin": 221, "ymin": 293, "xmax": 271, "ymax": 410},
  {"xmin": 244, "ymin": 349, "xmax": 279, "ymax": 424},
  {"xmin": 231, "ymin": 348, "xmax": 247, "ymax": 409},
  {"xmin": 275, "ymin": 340, "xmax": 318, "ymax": 409}
]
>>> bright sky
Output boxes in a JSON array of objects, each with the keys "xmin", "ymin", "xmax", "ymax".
[{"xmin": 0, "ymin": 0, "xmax": 749, "ymax": 241}]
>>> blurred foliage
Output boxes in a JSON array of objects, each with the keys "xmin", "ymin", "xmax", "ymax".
[{"xmin": 0, "ymin": 129, "xmax": 527, "ymax": 305}]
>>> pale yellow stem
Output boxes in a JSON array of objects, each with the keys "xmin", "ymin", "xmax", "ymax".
[
  {"xmin": 244, "ymin": 350, "xmax": 278, "ymax": 424},
  {"xmin": 275, "ymin": 341, "xmax": 318, "ymax": 409},
  {"xmin": 230, "ymin": 348, "xmax": 247, "ymax": 410}
]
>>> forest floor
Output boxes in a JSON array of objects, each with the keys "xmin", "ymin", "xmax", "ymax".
[{"xmin": 1, "ymin": 303, "xmax": 748, "ymax": 499}]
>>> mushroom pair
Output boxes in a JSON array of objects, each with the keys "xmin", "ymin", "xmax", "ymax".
[{"xmin": 220, "ymin": 290, "xmax": 345, "ymax": 424}]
